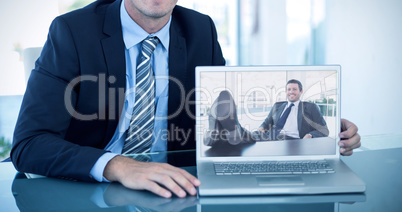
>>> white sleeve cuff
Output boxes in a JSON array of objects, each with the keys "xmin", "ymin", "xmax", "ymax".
[{"xmin": 90, "ymin": 152, "xmax": 118, "ymax": 182}]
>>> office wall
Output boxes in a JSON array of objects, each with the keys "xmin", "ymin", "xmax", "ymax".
[
  {"xmin": 251, "ymin": 0, "xmax": 287, "ymax": 65},
  {"xmin": 0, "ymin": 0, "xmax": 58, "ymax": 95},
  {"xmin": 325, "ymin": 0, "xmax": 402, "ymax": 136}
]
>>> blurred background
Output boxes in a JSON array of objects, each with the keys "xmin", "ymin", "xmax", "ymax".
[{"xmin": 1, "ymin": 0, "xmax": 401, "ymax": 160}]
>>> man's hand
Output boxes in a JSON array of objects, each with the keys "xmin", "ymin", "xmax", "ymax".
[
  {"xmin": 339, "ymin": 119, "xmax": 361, "ymax": 156},
  {"xmin": 103, "ymin": 155, "xmax": 200, "ymax": 198},
  {"xmin": 258, "ymin": 127, "xmax": 265, "ymax": 133},
  {"xmin": 303, "ymin": 134, "xmax": 312, "ymax": 139}
]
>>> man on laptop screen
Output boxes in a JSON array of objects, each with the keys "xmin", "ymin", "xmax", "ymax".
[{"xmin": 203, "ymin": 79, "xmax": 330, "ymax": 148}]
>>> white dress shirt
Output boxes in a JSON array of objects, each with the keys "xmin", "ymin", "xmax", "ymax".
[
  {"xmin": 89, "ymin": 0, "xmax": 170, "ymax": 182},
  {"xmin": 281, "ymin": 100, "xmax": 300, "ymax": 138}
]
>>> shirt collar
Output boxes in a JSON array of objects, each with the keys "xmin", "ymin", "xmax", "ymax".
[
  {"xmin": 120, "ymin": 0, "xmax": 171, "ymax": 51},
  {"xmin": 287, "ymin": 100, "xmax": 300, "ymax": 108}
]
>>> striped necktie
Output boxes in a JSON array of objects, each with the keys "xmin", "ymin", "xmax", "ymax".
[{"xmin": 123, "ymin": 36, "xmax": 159, "ymax": 155}]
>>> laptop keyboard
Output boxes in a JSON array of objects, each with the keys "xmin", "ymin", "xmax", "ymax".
[{"xmin": 214, "ymin": 161, "xmax": 335, "ymax": 175}]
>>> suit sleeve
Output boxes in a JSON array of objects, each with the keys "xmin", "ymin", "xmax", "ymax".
[
  {"xmin": 304, "ymin": 104, "xmax": 329, "ymax": 138},
  {"xmin": 11, "ymin": 17, "xmax": 106, "ymax": 182}
]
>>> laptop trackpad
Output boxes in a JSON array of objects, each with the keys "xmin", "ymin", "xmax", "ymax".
[{"xmin": 257, "ymin": 176, "xmax": 305, "ymax": 186}]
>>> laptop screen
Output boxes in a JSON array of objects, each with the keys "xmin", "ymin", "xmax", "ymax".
[{"xmin": 195, "ymin": 66, "xmax": 340, "ymax": 158}]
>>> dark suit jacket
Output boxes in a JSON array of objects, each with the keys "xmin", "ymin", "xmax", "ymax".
[
  {"xmin": 11, "ymin": 0, "xmax": 225, "ymax": 181},
  {"xmin": 260, "ymin": 101, "xmax": 329, "ymax": 139}
]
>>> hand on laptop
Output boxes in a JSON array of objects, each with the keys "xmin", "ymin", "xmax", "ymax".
[
  {"xmin": 339, "ymin": 119, "xmax": 361, "ymax": 156},
  {"xmin": 103, "ymin": 155, "xmax": 200, "ymax": 198}
]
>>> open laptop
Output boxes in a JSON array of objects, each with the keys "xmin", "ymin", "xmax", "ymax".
[{"xmin": 195, "ymin": 65, "xmax": 365, "ymax": 196}]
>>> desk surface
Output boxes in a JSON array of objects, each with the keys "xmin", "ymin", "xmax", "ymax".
[{"xmin": 1, "ymin": 148, "xmax": 401, "ymax": 212}]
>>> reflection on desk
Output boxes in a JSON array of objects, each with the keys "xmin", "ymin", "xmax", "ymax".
[
  {"xmin": 12, "ymin": 172, "xmax": 198, "ymax": 211},
  {"xmin": 1, "ymin": 147, "xmax": 402, "ymax": 211},
  {"xmin": 12, "ymin": 172, "xmax": 365, "ymax": 212}
]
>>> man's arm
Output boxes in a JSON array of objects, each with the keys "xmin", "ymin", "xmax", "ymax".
[
  {"xmin": 11, "ymin": 17, "xmax": 107, "ymax": 181},
  {"xmin": 258, "ymin": 103, "xmax": 279, "ymax": 132},
  {"xmin": 303, "ymin": 103, "xmax": 329, "ymax": 138}
]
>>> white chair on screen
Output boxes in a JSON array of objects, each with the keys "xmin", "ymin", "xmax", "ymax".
[{"xmin": 22, "ymin": 47, "xmax": 42, "ymax": 85}]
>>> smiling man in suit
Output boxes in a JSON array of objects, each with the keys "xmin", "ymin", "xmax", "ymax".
[
  {"xmin": 203, "ymin": 79, "xmax": 329, "ymax": 146},
  {"xmin": 258, "ymin": 79, "xmax": 329, "ymax": 140}
]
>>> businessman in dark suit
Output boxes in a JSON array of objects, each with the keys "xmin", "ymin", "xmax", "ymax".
[
  {"xmin": 258, "ymin": 79, "xmax": 329, "ymax": 140},
  {"xmin": 11, "ymin": 0, "xmax": 224, "ymax": 198}
]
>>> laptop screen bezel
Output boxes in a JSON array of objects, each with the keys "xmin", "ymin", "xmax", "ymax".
[{"xmin": 195, "ymin": 65, "xmax": 341, "ymax": 162}]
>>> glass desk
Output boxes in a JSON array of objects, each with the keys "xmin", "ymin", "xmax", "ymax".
[{"xmin": 1, "ymin": 147, "xmax": 401, "ymax": 211}]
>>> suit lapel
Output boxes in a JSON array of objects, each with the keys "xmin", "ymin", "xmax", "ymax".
[
  {"xmin": 275, "ymin": 102, "xmax": 287, "ymax": 123},
  {"xmin": 297, "ymin": 101, "xmax": 304, "ymax": 136},
  {"xmin": 168, "ymin": 18, "xmax": 187, "ymax": 116},
  {"xmin": 101, "ymin": 0, "xmax": 126, "ymax": 145},
  {"xmin": 167, "ymin": 15, "xmax": 187, "ymax": 150}
]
